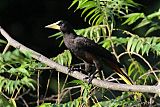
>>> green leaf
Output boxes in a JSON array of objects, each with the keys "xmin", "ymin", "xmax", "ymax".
[
  {"xmin": 153, "ymin": 43, "xmax": 160, "ymax": 55},
  {"xmin": 0, "ymin": 78, "xmax": 5, "ymax": 92},
  {"xmin": 39, "ymin": 103, "xmax": 52, "ymax": 107},
  {"xmin": 83, "ymin": 28, "xmax": 90, "ymax": 37},
  {"xmin": 95, "ymin": 14, "xmax": 104, "ymax": 25},
  {"xmin": 17, "ymin": 67, "xmax": 30, "ymax": 77},
  {"xmin": 91, "ymin": 14, "xmax": 101, "ymax": 25},
  {"xmin": 21, "ymin": 77, "xmax": 36, "ymax": 90},
  {"xmin": 151, "ymin": 37, "xmax": 158, "ymax": 46},
  {"xmin": 48, "ymin": 32, "xmax": 63, "ymax": 38},
  {"xmin": 130, "ymin": 38, "xmax": 138, "ymax": 53},
  {"xmin": 126, "ymin": 0, "xmax": 141, "ymax": 7},
  {"xmin": 68, "ymin": 0, "xmax": 79, "ymax": 9},
  {"xmin": 133, "ymin": 18, "xmax": 151, "ymax": 30},
  {"xmin": 135, "ymin": 40, "xmax": 143, "ymax": 53},
  {"xmin": 69, "ymin": 80, "xmax": 84, "ymax": 85},
  {"xmin": 141, "ymin": 38, "xmax": 152, "ymax": 55},
  {"xmin": 101, "ymin": 39, "xmax": 111, "ymax": 49},
  {"xmin": 127, "ymin": 36, "xmax": 135, "ymax": 52},
  {"xmin": 0, "ymin": 94, "xmax": 15, "ymax": 107},
  {"xmin": 80, "ymin": 1, "xmax": 96, "ymax": 9},
  {"xmin": 85, "ymin": 8, "xmax": 99, "ymax": 22},
  {"xmin": 145, "ymin": 26, "xmax": 160, "ymax": 36},
  {"xmin": 0, "ymin": 39, "xmax": 7, "ymax": 44},
  {"xmin": 133, "ymin": 72, "xmax": 138, "ymax": 81},
  {"xmin": 87, "ymin": 10, "xmax": 100, "ymax": 24},
  {"xmin": 53, "ymin": 50, "xmax": 72, "ymax": 66},
  {"xmin": 147, "ymin": 10, "xmax": 160, "ymax": 19},
  {"xmin": 123, "ymin": 13, "xmax": 145, "ymax": 25},
  {"xmin": 81, "ymin": 6, "xmax": 96, "ymax": 17},
  {"xmin": 77, "ymin": 0, "xmax": 88, "ymax": 9}
]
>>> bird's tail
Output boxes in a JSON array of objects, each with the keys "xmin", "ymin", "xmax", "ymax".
[{"xmin": 114, "ymin": 66, "xmax": 133, "ymax": 85}]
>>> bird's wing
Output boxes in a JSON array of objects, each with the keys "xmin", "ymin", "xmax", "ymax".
[{"xmin": 74, "ymin": 36, "xmax": 122, "ymax": 67}]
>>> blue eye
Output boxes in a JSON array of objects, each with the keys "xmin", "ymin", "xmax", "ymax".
[
  {"xmin": 58, "ymin": 22, "xmax": 63, "ymax": 26},
  {"xmin": 57, "ymin": 20, "xmax": 64, "ymax": 26}
]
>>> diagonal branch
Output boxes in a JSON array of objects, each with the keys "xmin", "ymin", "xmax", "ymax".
[{"xmin": 0, "ymin": 26, "xmax": 160, "ymax": 94}]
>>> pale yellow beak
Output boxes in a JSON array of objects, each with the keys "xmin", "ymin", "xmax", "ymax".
[{"xmin": 45, "ymin": 22, "xmax": 60, "ymax": 30}]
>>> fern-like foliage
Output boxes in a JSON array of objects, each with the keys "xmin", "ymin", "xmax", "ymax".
[
  {"xmin": 127, "ymin": 35, "xmax": 160, "ymax": 56},
  {"xmin": 0, "ymin": 49, "xmax": 40, "ymax": 94},
  {"xmin": 0, "ymin": 76, "xmax": 35, "ymax": 94},
  {"xmin": 50, "ymin": 28, "xmax": 160, "ymax": 56},
  {"xmin": 128, "ymin": 60, "xmax": 155, "ymax": 85},
  {"xmin": 123, "ymin": 8, "xmax": 160, "ymax": 36},
  {"xmin": 0, "ymin": 94, "xmax": 15, "ymax": 107},
  {"xmin": 53, "ymin": 50, "xmax": 72, "ymax": 66},
  {"xmin": 0, "ymin": 39, "xmax": 7, "ymax": 46},
  {"xmin": 49, "ymin": 25, "xmax": 108, "ymax": 43},
  {"xmin": 69, "ymin": 0, "xmax": 139, "ymax": 25},
  {"xmin": 76, "ymin": 25, "xmax": 108, "ymax": 42},
  {"xmin": 96, "ymin": 31, "xmax": 160, "ymax": 56}
]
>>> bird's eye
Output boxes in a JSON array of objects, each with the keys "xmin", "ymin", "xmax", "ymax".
[{"xmin": 58, "ymin": 21, "xmax": 63, "ymax": 26}]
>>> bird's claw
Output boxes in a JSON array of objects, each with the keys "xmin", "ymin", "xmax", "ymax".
[
  {"xmin": 84, "ymin": 73, "xmax": 95, "ymax": 84},
  {"xmin": 68, "ymin": 66, "xmax": 84, "ymax": 73},
  {"xmin": 83, "ymin": 70, "xmax": 99, "ymax": 84}
]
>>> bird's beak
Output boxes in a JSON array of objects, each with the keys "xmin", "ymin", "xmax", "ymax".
[{"xmin": 45, "ymin": 22, "xmax": 60, "ymax": 30}]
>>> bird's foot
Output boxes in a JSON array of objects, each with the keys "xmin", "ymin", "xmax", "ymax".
[
  {"xmin": 68, "ymin": 65, "xmax": 85, "ymax": 73},
  {"xmin": 84, "ymin": 70, "xmax": 99, "ymax": 84},
  {"xmin": 84, "ymin": 73, "xmax": 95, "ymax": 84}
]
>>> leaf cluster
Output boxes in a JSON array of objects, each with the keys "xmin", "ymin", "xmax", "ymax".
[
  {"xmin": 0, "ymin": 49, "xmax": 40, "ymax": 94},
  {"xmin": 52, "ymin": 50, "xmax": 72, "ymax": 66},
  {"xmin": 123, "ymin": 9, "xmax": 160, "ymax": 36},
  {"xmin": 69, "ymin": 0, "xmax": 139, "ymax": 25}
]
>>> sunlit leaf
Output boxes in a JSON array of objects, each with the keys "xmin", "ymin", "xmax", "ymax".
[
  {"xmin": 123, "ymin": 13, "xmax": 144, "ymax": 25},
  {"xmin": 135, "ymin": 40, "xmax": 143, "ymax": 53},
  {"xmin": 141, "ymin": 38, "xmax": 152, "ymax": 55},
  {"xmin": 127, "ymin": 36, "xmax": 135, "ymax": 52},
  {"xmin": 0, "ymin": 39, "xmax": 7, "ymax": 44},
  {"xmin": 53, "ymin": 50, "xmax": 72, "ymax": 66},
  {"xmin": 145, "ymin": 26, "xmax": 160, "ymax": 36},
  {"xmin": 130, "ymin": 38, "xmax": 138, "ymax": 53},
  {"xmin": 147, "ymin": 10, "xmax": 160, "ymax": 19},
  {"xmin": 133, "ymin": 18, "xmax": 151, "ymax": 30}
]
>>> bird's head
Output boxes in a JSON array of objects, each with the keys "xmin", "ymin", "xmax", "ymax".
[{"xmin": 45, "ymin": 20, "xmax": 73, "ymax": 33}]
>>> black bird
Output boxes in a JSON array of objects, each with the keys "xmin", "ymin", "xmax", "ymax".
[{"xmin": 45, "ymin": 20, "xmax": 133, "ymax": 84}]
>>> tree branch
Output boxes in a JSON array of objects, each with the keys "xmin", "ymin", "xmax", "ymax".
[{"xmin": 0, "ymin": 26, "xmax": 160, "ymax": 94}]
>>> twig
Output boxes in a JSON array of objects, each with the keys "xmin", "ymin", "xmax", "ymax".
[
  {"xmin": 57, "ymin": 72, "xmax": 60, "ymax": 104},
  {"xmin": 138, "ymin": 70, "xmax": 160, "ymax": 80},
  {"xmin": 16, "ymin": 89, "xmax": 30, "ymax": 100},
  {"xmin": 60, "ymin": 85, "xmax": 81, "ymax": 101},
  {"xmin": 37, "ymin": 70, "xmax": 40, "ymax": 106},
  {"xmin": 36, "ymin": 67, "xmax": 55, "ymax": 70},
  {"xmin": 43, "ymin": 70, "xmax": 53, "ymax": 99},
  {"xmin": 2, "ymin": 43, "xmax": 10, "ymax": 54},
  {"xmin": 0, "ymin": 26, "xmax": 160, "ymax": 94},
  {"xmin": 20, "ymin": 97, "xmax": 29, "ymax": 107}
]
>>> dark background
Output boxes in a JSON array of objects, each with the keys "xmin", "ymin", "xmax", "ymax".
[
  {"xmin": 0, "ymin": 0, "xmax": 89, "ymax": 57},
  {"xmin": 0, "ymin": 0, "xmax": 160, "ymax": 57}
]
